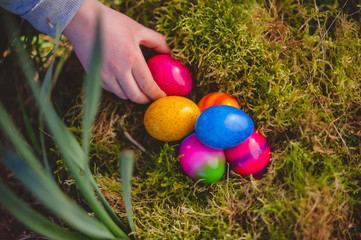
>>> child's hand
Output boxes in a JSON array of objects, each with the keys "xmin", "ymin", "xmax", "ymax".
[{"xmin": 63, "ymin": 0, "xmax": 171, "ymax": 103}]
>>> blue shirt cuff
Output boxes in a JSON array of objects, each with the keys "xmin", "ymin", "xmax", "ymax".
[{"xmin": 22, "ymin": 0, "xmax": 85, "ymax": 38}]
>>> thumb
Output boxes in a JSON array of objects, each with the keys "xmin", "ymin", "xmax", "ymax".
[{"xmin": 138, "ymin": 28, "xmax": 171, "ymax": 54}]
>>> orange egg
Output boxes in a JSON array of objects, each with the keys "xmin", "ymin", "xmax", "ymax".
[
  {"xmin": 144, "ymin": 96, "xmax": 200, "ymax": 141},
  {"xmin": 198, "ymin": 92, "xmax": 240, "ymax": 112}
]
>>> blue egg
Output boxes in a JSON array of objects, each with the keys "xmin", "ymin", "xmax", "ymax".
[{"xmin": 195, "ymin": 105, "xmax": 254, "ymax": 149}]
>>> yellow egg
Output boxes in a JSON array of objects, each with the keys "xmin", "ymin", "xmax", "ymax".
[{"xmin": 144, "ymin": 96, "xmax": 200, "ymax": 141}]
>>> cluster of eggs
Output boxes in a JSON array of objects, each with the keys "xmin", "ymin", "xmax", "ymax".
[{"xmin": 144, "ymin": 54, "xmax": 271, "ymax": 183}]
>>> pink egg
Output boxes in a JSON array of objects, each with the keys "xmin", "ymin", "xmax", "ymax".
[
  {"xmin": 179, "ymin": 133, "xmax": 226, "ymax": 184},
  {"xmin": 225, "ymin": 129, "xmax": 271, "ymax": 178},
  {"xmin": 147, "ymin": 54, "xmax": 193, "ymax": 96}
]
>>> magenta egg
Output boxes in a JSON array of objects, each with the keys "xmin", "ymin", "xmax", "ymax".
[
  {"xmin": 179, "ymin": 133, "xmax": 226, "ymax": 184},
  {"xmin": 147, "ymin": 54, "xmax": 193, "ymax": 96},
  {"xmin": 225, "ymin": 129, "xmax": 271, "ymax": 178}
]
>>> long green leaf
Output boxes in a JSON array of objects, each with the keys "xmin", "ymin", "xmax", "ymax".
[
  {"xmin": 120, "ymin": 151, "xmax": 136, "ymax": 233},
  {"xmin": 0, "ymin": 148, "xmax": 118, "ymax": 240},
  {"xmin": 1, "ymin": 102, "xmax": 128, "ymax": 238},
  {"xmin": 82, "ymin": 21, "xmax": 103, "ymax": 202},
  {"xmin": 40, "ymin": 23, "xmax": 61, "ymax": 100},
  {"xmin": 39, "ymin": 23, "xmax": 62, "ymax": 178},
  {"xmin": 79, "ymin": 19, "xmax": 128, "ymax": 233},
  {"xmin": 0, "ymin": 103, "xmax": 44, "ymax": 175},
  {"xmin": 82, "ymin": 20, "xmax": 102, "ymax": 166},
  {"xmin": 12, "ymin": 34, "xmax": 86, "ymax": 172},
  {"xmin": 15, "ymin": 76, "xmax": 41, "ymax": 155},
  {"xmin": 39, "ymin": 117, "xmax": 52, "ymax": 178},
  {"xmin": 0, "ymin": 181, "xmax": 87, "ymax": 240},
  {"xmin": 0, "ymin": 67, "xmax": 126, "ymax": 238},
  {"xmin": 30, "ymin": 77, "xmax": 128, "ymax": 238},
  {"xmin": 4, "ymin": 14, "xmax": 128, "ymax": 239},
  {"xmin": 13, "ymin": 24, "xmax": 128, "ymax": 240},
  {"xmin": 52, "ymin": 50, "xmax": 69, "ymax": 86},
  {"xmin": 92, "ymin": 181, "xmax": 129, "ymax": 232}
]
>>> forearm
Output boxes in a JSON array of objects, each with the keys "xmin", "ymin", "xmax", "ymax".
[{"xmin": 0, "ymin": 0, "xmax": 85, "ymax": 37}]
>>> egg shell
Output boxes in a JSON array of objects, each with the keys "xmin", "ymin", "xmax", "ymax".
[
  {"xmin": 179, "ymin": 133, "xmax": 226, "ymax": 183},
  {"xmin": 198, "ymin": 92, "xmax": 240, "ymax": 112},
  {"xmin": 195, "ymin": 105, "xmax": 254, "ymax": 149},
  {"xmin": 144, "ymin": 96, "xmax": 200, "ymax": 142},
  {"xmin": 147, "ymin": 54, "xmax": 193, "ymax": 96},
  {"xmin": 225, "ymin": 128, "xmax": 271, "ymax": 178}
]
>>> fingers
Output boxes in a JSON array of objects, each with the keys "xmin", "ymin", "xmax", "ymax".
[
  {"xmin": 103, "ymin": 52, "xmax": 166, "ymax": 104},
  {"xmin": 102, "ymin": 77, "xmax": 128, "ymax": 100},
  {"xmin": 101, "ymin": 25, "xmax": 170, "ymax": 103},
  {"xmin": 138, "ymin": 28, "xmax": 171, "ymax": 54},
  {"xmin": 103, "ymin": 73, "xmax": 151, "ymax": 104},
  {"xmin": 115, "ymin": 70, "xmax": 153, "ymax": 104},
  {"xmin": 131, "ymin": 52, "xmax": 167, "ymax": 101}
]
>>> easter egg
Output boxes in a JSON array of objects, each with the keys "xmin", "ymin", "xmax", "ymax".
[
  {"xmin": 198, "ymin": 92, "xmax": 240, "ymax": 112},
  {"xmin": 225, "ymin": 129, "xmax": 271, "ymax": 178},
  {"xmin": 147, "ymin": 54, "xmax": 193, "ymax": 96},
  {"xmin": 144, "ymin": 96, "xmax": 200, "ymax": 141},
  {"xmin": 179, "ymin": 133, "xmax": 226, "ymax": 183},
  {"xmin": 195, "ymin": 105, "xmax": 254, "ymax": 149}
]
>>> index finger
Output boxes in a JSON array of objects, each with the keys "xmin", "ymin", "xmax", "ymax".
[{"xmin": 132, "ymin": 53, "xmax": 166, "ymax": 101}]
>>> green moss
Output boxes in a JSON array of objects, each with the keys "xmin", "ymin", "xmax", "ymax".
[
  {"xmin": 253, "ymin": 141, "xmax": 356, "ymax": 239},
  {"xmin": 15, "ymin": 0, "xmax": 360, "ymax": 238},
  {"xmin": 129, "ymin": 1, "xmax": 361, "ymax": 238},
  {"xmin": 131, "ymin": 143, "xmax": 247, "ymax": 239}
]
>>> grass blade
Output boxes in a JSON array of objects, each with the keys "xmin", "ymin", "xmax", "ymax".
[
  {"xmin": 0, "ymin": 147, "xmax": 118, "ymax": 240},
  {"xmin": 29, "ymin": 77, "xmax": 128, "ymax": 238},
  {"xmin": 15, "ymin": 76, "xmax": 41, "ymax": 155},
  {"xmin": 40, "ymin": 23, "xmax": 61, "ymax": 100},
  {"xmin": 39, "ymin": 24, "xmax": 62, "ymax": 177},
  {"xmin": 5, "ymin": 15, "xmax": 129, "ymax": 239},
  {"xmin": 91, "ymin": 177, "xmax": 129, "ymax": 232},
  {"xmin": 82, "ymin": 19, "xmax": 102, "ymax": 166},
  {"xmin": 39, "ymin": 117, "xmax": 52, "ymax": 178},
  {"xmin": 79, "ymin": 18, "xmax": 128, "ymax": 233},
  {"xmin": 0, "ymin": 181, "xmax": 87, "ymax": 240},
  {"xmin": 1, "ymin": 103, "xmax": 126, "ymax": 238},
  {"xmin": 120, "ymin": 151, "xmax": 136, "ymax": 233},
  {"xmin": 52, "ymin": 50, "xmax": 69, "ymax": 86},
  {"xmin": 1, "ymin": 99, "xmax": 128, "ymax": 238},
  {"xmin": 0, "ymin": 103, "xmax": 44, "ymax": 175}
]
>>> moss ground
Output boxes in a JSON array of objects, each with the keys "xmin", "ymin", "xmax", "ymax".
[
  {"xmin": 91, "ymin": 1, "xmax": 361, "ymax": 239},
  {"xmin": 1, "ymin": 0, "xmax": 361, "ymax": 239}
]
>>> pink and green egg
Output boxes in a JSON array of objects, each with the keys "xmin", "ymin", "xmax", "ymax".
[{"xmin": 179, "ymin": 133, "xmax": 226, "ymax": 184}]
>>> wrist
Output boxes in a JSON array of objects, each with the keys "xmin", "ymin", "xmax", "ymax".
[{"xmin": 62, "ymin": 0, "xmax": 102, "ymax": 42}]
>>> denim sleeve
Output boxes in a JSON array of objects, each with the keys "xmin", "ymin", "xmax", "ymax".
[{"xmin": 0, "ymin": 0, "xmax": 85, "ymax": 38}]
